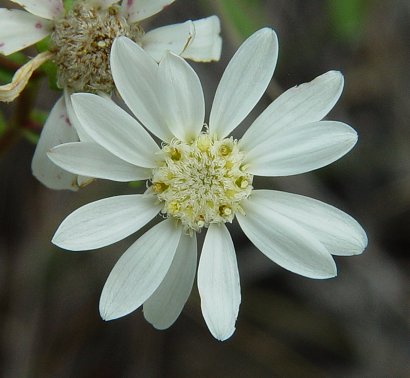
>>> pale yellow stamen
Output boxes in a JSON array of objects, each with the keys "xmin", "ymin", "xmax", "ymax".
[{"xmin": 151, "ymin": 133, "xmax": 253, "ymax": 232}]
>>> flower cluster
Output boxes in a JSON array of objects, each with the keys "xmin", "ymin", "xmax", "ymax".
[{"xmin": 0, "ymin": 0, "xmax": 367, "ymax": 341}]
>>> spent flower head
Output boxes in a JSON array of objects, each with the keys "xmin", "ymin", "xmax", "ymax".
[
  {"xmin": 50, "ymin": 29, "xmax": 367, "ymax": 341},
  {"xmin": 0, "ymin": 0, "xmax": 222, "ymax": 189}
]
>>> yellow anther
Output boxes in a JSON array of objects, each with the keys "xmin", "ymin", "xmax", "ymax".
[
  {"xmin": 169, "ymin": 147, "xmax": 181, "ymax": 161},
  {"xmin": 235, "ymin": 177, "xmax": 249, "ymax": 189},
  {"xmin": 168, "ymin": 201, "xmax": 180, "ymax": 214},
  {"xmin": 197, "ymin": 134, "xmax": 211, "ymax": 152},
  {"xmin": 219, "ymin": 205, "xmax": 232, "ymax": 217},
  {"xmin": 219, "ymin": 143, "xmax": 232, "ymax": 156},
  {"xmin": 152, "ymin": 182, "xmax": 168, "ymax": 193}
]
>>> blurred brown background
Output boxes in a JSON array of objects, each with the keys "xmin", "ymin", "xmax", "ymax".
[{"xmin": 0, "ymin": 0, "xmax": 409, "ymax": 377}]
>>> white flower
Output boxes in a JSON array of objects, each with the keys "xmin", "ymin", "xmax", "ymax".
[
  {"xmin": 50, "ymin": 28, "xmax": 367, "ymax": 341},
  {"xmin": 0, "ymin": 0, "xmax": 222, "ymax": 190}
]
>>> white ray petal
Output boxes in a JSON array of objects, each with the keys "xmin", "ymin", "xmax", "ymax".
[
  {"xmin": 111, "ymin": 37, "xmax": 172, "ymax": 142},
  {"xmin": 52, "ymin": 194, "xmax": 161, "ymax": 251},
  {"xmin": 198, "ymin": 224, "xmax": 240, "ymax": 341},
  {"xmin": 209, "ymin": 28, "xmax": 278, "ymax": 139},
  {"xmin": 141, "ymin": 20, "xmax": 195, "ymax": 63},
  {"xmin": 144, "ymin": 232, "xmax": 197, "ymax": 329},
  {"xmin": 237, "ymin": 196, "xmax": 337, "ymax": 279},
  {"xmin": 64, "ymin": 90, "xmax": 94, "ymax": 142},
  {"xmin": 158, "ymin": 52, "xmax": 205, "ymax": 141},
  {"xmin": 71, "ymin": 93, "xmax": 159, "ymax": 168},
  {"xmin": 181, "ymin": 16, "xmax": 222, "ymax": 62},
  {"xmin": 122, "ymin": 0, "xmax": 175, "ymax": 23},
  {"xmin": 31, "ymin": 96, "xmax": 79, "ymax": 191},
  {"xmin": 246, "ymin": 121, "xmax": 358, "ymax": 176},
  {"xmin": 249, "ymin": 190, "xmax": 367, "ymax": 256},
  {"xmin": 48, "ymin": 142, "xmax": 151, "ymax": 182},
  {"xmin": 0, "ymin": 9, "xmax": 52, "ymax": 55},
  {"xmin": 10, "ymin": 0, "xmax": 63, "ymax": 20},
  {"xmin": 240, "ymin": 71, "xmax": 345, "ymax": 151},
  {"xmin": 100, "ymin": 219, "xmax": 182, "ymax": 320}
]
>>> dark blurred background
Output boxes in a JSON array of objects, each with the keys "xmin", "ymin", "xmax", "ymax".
[{"xmin": 0, "ymin": 0, "xmax": 409, "ymax": 377}]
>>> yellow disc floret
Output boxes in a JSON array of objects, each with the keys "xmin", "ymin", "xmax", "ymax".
[{"xmin": 151, "ymin": 133, "xmax": 253, "ymax": 232}]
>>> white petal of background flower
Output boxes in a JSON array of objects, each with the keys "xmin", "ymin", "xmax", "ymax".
[
  {"xmin": 143, "ymin": 232, "xmax": 197, "ymax": 330},
  {"xmin": 0, "ymin": 9, "xmax": 52, "ymax": 55},
  {"xmin": 10, "ymin": 0, "xmax": 63, "ymax": 20},
  {"xmin": 198, "ymin": 224, "xmax": 241, "ymax": 341},
  {"xmin": 48, "ymin": 142, "xmax": 152, "ymax": 182},
  {"xmin": 71, "ymin": 93, "xmax": 159, "ymax": 168},
  {"xmin": 251, "ymin": 190, "xmax": 367, "ymax": 256},
  {"xmin": 100, "ymin": 219, "xmax": 183, "ymax": 320},
  {"xmin": 158, "ymin": 52, "xmax": 205, "ymax": 142},
  {"xmin": 246, "ymin": 121, "xmax": 358, "ymax": 176},
  {"xmin": 64, "ymin": 90, "xmax": 93, "ymax": 142},
  {"xmin": 31, "ymin": 96, "xmax": 79, "ymax": 191},
  {"xmin": 240, "ymin": 71, "xmax": 344, "ymax": 152},
  {"xmin": 209, "ymin": 28, "xmax": 278, "ymax": 139},
  {"xmin": 111, "ymin": 37, "xmax": 173, "ymax": 142},
  {"xmin": 181, "ymin": 16, "xmax": 222, "ymax": 62},
  {"xmin": 141, "ymin": 20, "xmax": 195, "ymax": 63},
  {"xmin": 237, "ymin": 196, "xmax": 337, "ymax": 279},
  {"xmin": 52, "ymin": 195, "xmax": 161, "ymax": 251},
  {"xmin": 122, "ymin": 0, "xmax": 175, "ymax": 23}
]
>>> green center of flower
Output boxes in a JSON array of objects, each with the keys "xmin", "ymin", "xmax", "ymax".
[
  {"xmin": 50, "ymin": 1, "xmax": 143, "ymax": 93},
  {"xmin": 151, "ymin": 133, "xmax": 253, "ymax": 232}
]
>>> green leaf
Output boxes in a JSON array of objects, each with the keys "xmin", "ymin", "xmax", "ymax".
[
  {"xmin": 40, "ymin": 60, "xmax": 59, "ymax": 90},
  {"xmin": 35, "ymin": 35, "xmax": 51, "ymax": 53},
  {"xmin": 128, "ymin": 181, "xmax": 143, "ymax": 188},
  {"xmin": 0, "ymin": 111, "xmax": 6, "ymax": 136},
  {"xmin": 0, "ymin": 68, "xmax": 13, "ymax": 85},
  {"xmin": 21, "ymin": 129, "xmax": 40, "ymax": 144},
  {"xmin": 208, "ymin": 0, "xmax": 268, "ymax": 42},
  {"xmin": 63, "ymin": 0, "xmax": 75, "ymax": 11},
  {"xmin": 30, "ymin": 109, "xmax": 49, "ymax": 125},
  {"xmin": 5, "ymin": 51, "xmax": 27, "ymax": 65},
  {"xmin": 327, "ymin": 0, "xmax": 368, "ymax": 42}
]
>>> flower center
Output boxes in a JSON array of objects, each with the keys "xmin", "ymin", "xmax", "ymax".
[
  {"xmin": 150, "ymin": 133, "xmax": 253, "ymax": 232},
  {"xmin": 50, "ymin": 1, "xmax": 143, "ymax": 93}
]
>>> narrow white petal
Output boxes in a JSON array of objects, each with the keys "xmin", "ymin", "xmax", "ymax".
[
  {"xmin": 100, "ymin": 219, "xmax": 182, "ymax": 320},
  {"xmin": 209, "ymin": 28, "xmax": 278, "ymax": 139},
  {"xmin": 0, "ymin": 9, "xmax": 52, "ymax": 55},
  {"xmin": 158, "ymin": 52, "xmax": 205, "ymax": 141},
  {"xmin": 10, "ymin": 0, "xmax": 63, "ymax": 20},
  {"xmin": 198, "ymin": 224, "xmax": 240, "ymax": 341},
  {"xmin": 111, "ymin": 37, "xmax": 172, "ymax": 141},
  {"xmin": 71, "ymin": 93, "xmax": 159, "ymax": 168},
  {"xmin": 246, "ymin": 121, "xmax": 358, "ymax": 176},
  {"xmin": 249, "ymin": 190, "xmax": 367, "ymax": 256},
  {"xmin": 143, "ymin": 232, "xmax": 197, "ymax": 329},
  {"xmin": 64, "ymin": 90, "xmax": 94, "ymax": 142},
  {"xmin": 237, "ymin": 196, "xmax": 337, "ymax": 279},
  {"xmin": 31, "ymin": 96, "xmax": 79, "ymax": 191},
  {"xmin": 141, "ymin": 21, "xmax": 195, "ymax": 63},
  {"xmin": 122, "ymin": 0, "xmax": 175, "ymax": 23},
  {"xmin": 48, "ymin": 142, "xmax": 151, "ymax": 182},
  {"xmin": 181, "ymin": 16, "xmax": 222, "ymax": 62},
  {"xmin": 240, "ymin": 71, "xmax": 345, "ymax": 151},
  {"xmin": 52, "ymin": 195, "xmax": 161, "ymax": 251}
]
